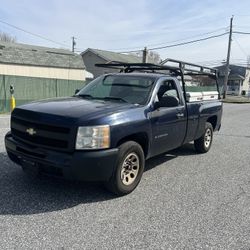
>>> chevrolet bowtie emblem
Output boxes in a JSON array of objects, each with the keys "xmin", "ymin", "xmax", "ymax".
[{"xmin": 26, "ymin": 128, "xmax": 37, "ymax": 136}]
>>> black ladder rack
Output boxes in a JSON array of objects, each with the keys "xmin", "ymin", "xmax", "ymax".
[
  {"xmin": 95, "ymin": 58, "xmax": 218, "ymax": 77},
  {"xmin": 160, "ymin": 58, "xmax": 217, "ymax": 76},
  {"xmin": 95, "ymin": 62, "xmax": 179, "ymax": 74}
]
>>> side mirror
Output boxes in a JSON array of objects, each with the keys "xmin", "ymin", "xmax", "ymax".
[
  {"xmin": 155, "ymin": 96, "xmax": 179, "ymax": 108},
  {"xmin": 75, "ymin": 89, "xmax": 80, "ymax": 95}
]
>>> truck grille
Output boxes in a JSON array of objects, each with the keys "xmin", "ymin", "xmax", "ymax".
[{"xmin": 11, "ymin": 116, "xmax": 73, "ymax": 151}]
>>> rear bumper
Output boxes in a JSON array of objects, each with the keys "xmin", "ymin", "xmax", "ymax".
[{"xmin": 5, "ymin": 132, "xmax": 118, "ymax": 181}]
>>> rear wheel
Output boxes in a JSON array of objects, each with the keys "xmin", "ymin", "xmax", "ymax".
[
  {"xmin": 194, "ymin": 122, "xmax": 213, "ymax": 153},
  {"xmin": 105, "ymin": 141, "xmax": 145, "ymax": 195}
]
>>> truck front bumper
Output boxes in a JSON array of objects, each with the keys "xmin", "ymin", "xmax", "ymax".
[{"xmin": 5, "ymin": 132, "xmax": 118, "ymax": 181}]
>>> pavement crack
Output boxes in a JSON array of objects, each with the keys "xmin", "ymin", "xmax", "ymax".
[{"xmin": 219, "ymin": 185, "xmax": 248, "ymax": 208}]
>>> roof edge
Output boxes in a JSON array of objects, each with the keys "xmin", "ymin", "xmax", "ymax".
[
  {"xmin": 81, "ymin": 48, "xmax": 142, "ymax": 62},
  {"xmin": 81, "ymin": 48, "xmax": 111, "ymax": 61}
]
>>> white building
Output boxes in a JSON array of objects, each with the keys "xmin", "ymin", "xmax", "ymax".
[{"xmin": 0, "ymin": 41, "xmax": 91, "ymax": 112}]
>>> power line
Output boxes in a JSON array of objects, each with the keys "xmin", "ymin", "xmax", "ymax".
[
  {"xmin": 118, "ymin": 32, "xmax": 229, "ymax": 53},
  {"xmin": 108, "ymin": 27, "xmax": 228, "ymax": 52},
  {"xmin": 195, "ymin": 60, "xmax": 225, "ymax": 65},
  {"xmin": 0, "ymin": 19, "xmax": 69, "ymax": 48},
  {"xmin": 74, "ymin": 21, "xmax": 229, "ymax": 47},
  {"xmin": 148, "ymin": 32, "xmax": 228, "ymax": 51},
  {"xmin": 149, "ymin": 27, "xmax": 228, "ymax": 47},
  {"xmin": 233, "ymin": 31, "xmax": 250, "ymax": 35},
  {"xmin": 196, "ymin": 59, "xmax": 225, "ymax": 63}
]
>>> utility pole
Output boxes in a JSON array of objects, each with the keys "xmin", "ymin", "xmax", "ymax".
[
  {"xmin": 223, "ymin": 16, "xmax": 234, "ymax": 99},
  {"xmin": 72, "ymin": 36, "xmax": 76, "ymax": 53},
  {"xmin": 142, "ymin": 47, "xmax": 148, "ymax": 63}
]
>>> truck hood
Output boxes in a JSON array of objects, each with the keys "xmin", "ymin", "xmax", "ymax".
[{"xmin": 13, "ymin": 97, "xmax": 138, "ymax": 124}]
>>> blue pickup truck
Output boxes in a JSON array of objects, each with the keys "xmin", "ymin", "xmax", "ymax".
[{"xmin": 5, "ymin": 59, "xmax": 222, "ymax": 195}]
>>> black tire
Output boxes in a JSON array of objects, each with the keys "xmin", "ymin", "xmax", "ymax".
[
  {"xmin": 105, "ymin": 141, "xmax": 145, "ymax": 195},
  {"xmin": 194, "ymin": 122, "xmax": 213, "ymax": 153}
]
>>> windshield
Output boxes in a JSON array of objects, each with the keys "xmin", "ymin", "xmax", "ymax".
[{"xmin": 76, "ymin": 75, "xmax": 156, "ymax": 105}]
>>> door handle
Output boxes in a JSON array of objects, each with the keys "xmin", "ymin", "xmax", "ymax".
[{"xmin": 176, "ymin": 113, "xmax": 184, "ymax": 118}]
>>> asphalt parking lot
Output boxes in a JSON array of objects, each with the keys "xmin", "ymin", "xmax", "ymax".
[{"xmin": 0, "ymin": 103, "xmax": 250, "ymax": 249}]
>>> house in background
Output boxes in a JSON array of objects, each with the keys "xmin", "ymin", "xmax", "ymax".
[
  {"xmin": 217, "ymin": 64, "xmax": 250, "ymax": 95},
  {"xmin": 81, "ymin": 48, "xmax": 144, "ymax": 78},
  {"xmin": 0, "ymin": 41, "xmax": 91, "ymax": 112}
]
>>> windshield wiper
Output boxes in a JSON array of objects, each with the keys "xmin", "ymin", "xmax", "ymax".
[
  {"xmin": 101, "ymin": 96, "xmax": 128, "ymax": 103},
  {"xmin": 77, "ymin": 94, "xmax": 94, "ymax": 99},
  {"xmin": 77, "ymin": 95, "xmax": 128, "ymax": 103}
]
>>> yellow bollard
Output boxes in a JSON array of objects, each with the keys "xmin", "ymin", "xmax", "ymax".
[
  {"xmin": 10, "ymin": 94, "xmax": 16, "ymax": 111},
  {"xmin": 10, "ymin": 84, "xmax": 16, "ymax": 112}
]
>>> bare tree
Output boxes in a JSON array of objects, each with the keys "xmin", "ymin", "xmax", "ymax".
[
  {"xmin": 147, "ymin": 51, "xmax": 161, "ymax": 64},
  {"xmin": 129, "ymin": 50, "xmax": 161, "ymax": 64},
  {"xmin": 0, "ymin": 32, "xmax": 16, "ymax": 43}
]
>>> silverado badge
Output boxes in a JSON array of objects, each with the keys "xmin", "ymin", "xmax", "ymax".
[{"xmin": 26, "ymin": 128, "xmax": 37, "ymax": 136}]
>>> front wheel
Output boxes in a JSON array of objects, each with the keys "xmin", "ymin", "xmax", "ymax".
[
  {"xmin": 194, "ymin": 122, "xmax": 213, "ymax": 153},
  {"xmin": 105, "ymin": 141, "xmax": 145, "ymax": 195}
]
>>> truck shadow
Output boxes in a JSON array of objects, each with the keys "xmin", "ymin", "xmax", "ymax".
[
  {"xmin": 0, "ymin": 143, "xmax": 196, "ymax": 215},
  {"xmin": 0, "ymin": 152, "xmax": 116, "ymax": 215},
  {"xmin": 145, "ymin": 143, "xmax": 196, "ymax": 172}
]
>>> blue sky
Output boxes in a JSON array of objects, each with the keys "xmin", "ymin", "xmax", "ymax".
[{"xmin": 1, "ymin": 0, "xmax": 250, "ymax": 66}]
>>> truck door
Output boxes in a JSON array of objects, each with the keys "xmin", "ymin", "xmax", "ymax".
[{"xmin": 149, "ymin": 78, "xmax": 187, "ymax": 156}]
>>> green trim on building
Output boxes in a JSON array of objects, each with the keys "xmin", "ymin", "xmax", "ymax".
[{"xmin": 0, "ymin": 74, "xmax": 87, "ymax": 112}]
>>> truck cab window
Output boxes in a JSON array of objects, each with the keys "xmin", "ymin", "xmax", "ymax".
[{"xmin": 157, "ymin": 80, "xmax": 179, "ymax": 103}]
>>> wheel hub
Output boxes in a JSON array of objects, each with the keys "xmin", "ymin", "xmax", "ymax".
[
  {"xmin": 121, "ymin": 153, "xmax": 140, "ymax": 186},
  {"xmin": 204, "ymin": 129, "xmax": 212, "ymax": 148}
]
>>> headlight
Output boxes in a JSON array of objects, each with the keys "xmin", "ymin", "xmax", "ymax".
[{"xmin": 75, "ymin": 125, "xmax": 110, "ymax": 150}]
